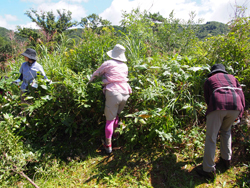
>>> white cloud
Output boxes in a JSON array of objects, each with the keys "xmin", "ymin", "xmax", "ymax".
[
  {"xmin": 202, "ymin": 0, "xmax": 250, "ymax": 23},
  {"xmin": 21, "ymin": 0, "xmax": 89, "ymax": 4},
  {"xmin": 2, "ymin": 0, "xmax": 250, "ymax": 30},
  {"xmin": 5, "ymin": 14, "xmax": 18, "ymax": 22},
  {"xmin": 100, "ymin": 0, "xmax": 250, "ymax": 25},
  {"xmin": 20, "ymin": 0, "xmax": 51, "ymax": 3},
  {"xmin": 0, "ymin": 16, "xmax": 17, "ymax": 30},
  {"xmin": 18, "ymin": 22, "xmax": 40, "ymax": 30},
  {"xmin": 67, "ymin": 0, "xmax": 89, "ymax": 2},
  {"xmin": 36, "ymin": 1, "xmax": 87, "ymax": 21},
  {"xmin": 0, "ymin": 17, "xmax": 38, "ymax": 31},
  {"xmin": 100, "ymin": 0, "xmax": 204, "ymax": 25},
  {"xmin": 1, "ymin": 1, "xmax": 87, "ymax": 30},
  {"xmin": 0, "ymin": 16, "xmax": 8, "ymax": 28}
]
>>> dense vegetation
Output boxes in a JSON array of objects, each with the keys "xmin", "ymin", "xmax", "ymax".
[
  {"xmin": 0, "ymin": 17, "xmax": 228, "ymax": 63},
  {"xmin": 0, "ymin": 8, "xmax": 249, "ymax": 187}
]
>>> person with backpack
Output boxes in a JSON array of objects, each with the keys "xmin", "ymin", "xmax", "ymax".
[
  {"xmin": 89, "ymin": 44, "xmax": 132, "ymax": 154},
  {"xmin": 196, "ymin": 64, "xmax": 245, "ymax": 179}
]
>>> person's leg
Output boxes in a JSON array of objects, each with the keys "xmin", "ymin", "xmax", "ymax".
[
  {"xmin": 105, "ymin": 119, "xmax": 115, "ymax": 144},
  {"xmin": 114, "ymin": 115, "xmax": 119, "ymax": 130},
  {"xmin": 113, "ymin": 93, "xmax": 129, "ymax": 136},
  {"xmin": 104, "ymin": 90, "xmax": 121, "ymax": 121},
  {"xmin": 117, "ymin": 94, "xmax": 130, "ymax": 115},
  {"xmin": 112, "ymin": 115, "xmax": 120, "ymax": 139},
  {"xmin": 104, "ymin": 90, "xmax": 122, "ymax": 152},
  {"xmin": 203, "ymin": 110, "xmax": 225, "ymax": 172},
  {"xmin": 220, "ymin": 110, "xmax": 240, "ymax": 161}
]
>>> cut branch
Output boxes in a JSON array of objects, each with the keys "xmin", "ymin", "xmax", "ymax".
[{"xmin": 3, "ymin": 152, "xmax": 40, "ymax": 188}]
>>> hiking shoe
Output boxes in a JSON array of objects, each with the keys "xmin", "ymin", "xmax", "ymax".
[
  {"xmin": 103, "ymin": 143, "xmax": 112, "ymax": 154},
  {"xmin": 102, "ymin": 138, "xmax": 112, "ymax": 154},
  {"xmin": 220, "ymin": 158, "xmax": 231, "ymax": 169},
  {"xmin": 195, "ymin": 165, "xmax": 216, "ymax": 180}
]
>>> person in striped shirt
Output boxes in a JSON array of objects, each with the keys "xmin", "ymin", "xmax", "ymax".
[
  {"xmin": 196, "ymin": 63, "xmax": 245, "ymax": 179},
  {"xmin": 89, "ymin": 44, "xmax": 132, "ymax": 154}
]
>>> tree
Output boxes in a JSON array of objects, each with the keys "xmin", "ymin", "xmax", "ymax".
[
  {"xmin": 145, "ymin": 12, "xmax": 165, "ymax": 23},
  {"xmin": 15, "ymin": 27, "xmax": 40, "ymax": 47},
  {"xmin": 16, "ymin": 9, "xmax": 78, "ymax": 45},
  {"xmin": 79, "ymin": 13, "xmax": 111, "ymax": 31},
  {"xmin": 151, "ymin": 11, "xmax": 201, "ymax": 55}
]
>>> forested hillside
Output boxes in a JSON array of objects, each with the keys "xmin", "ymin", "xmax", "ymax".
[
  {"xmin": 0, "ymin": 21, "xmax": 229, "ymax": 42},
  {"xmin": 0, "ymin": 27, "xmax": 10, "ymax": 38},
  {"xmin": 197, "ymin": 21, "xmax": 229, "ymax": 39},
  {"xmin": 0, "ymin": 27, "xmax": 25, "ymax": 62},
  {"xmin": 0, "ymin": 8, "xmax": 249, "ymax": 188}
]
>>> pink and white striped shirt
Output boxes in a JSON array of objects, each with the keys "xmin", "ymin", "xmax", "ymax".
[{"xmin": 89, "ymin": 59, "xmax": 132, "ymax": 94}]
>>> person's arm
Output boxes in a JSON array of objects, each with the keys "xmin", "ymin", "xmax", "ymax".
[
  {"xmin": 204, "ymin": 80, "xmax": 210, "ymax": 105},
  {"xmin": 39, "ymin": 66, "xmax": 48, "ymax": 79},
  {"xmin": 40, "ymin": 69, "xmax": 50, "ymax": 82},
  {"xmin": 89, "ymin": 62, "xmax": 108, "ymax": 82},
  {"xmin": 18, "ymin": 73, "xmax": 23, "ymax": 81},
  {"xmin": 236, "ymin": 79, "xmax": 245, "ymax": 108},
  {"xmin": 236, "ymin": 78, "xmax": 245, "ymax": 118},
  {"xmin": 35, "ymin": 63, "xmax": 48, "ymax": 80}
]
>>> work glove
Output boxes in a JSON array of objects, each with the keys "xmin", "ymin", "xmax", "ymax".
[
  {"xmin": 30, "ymin": 80, "xmax": 38, "ymax": 88},
  {"xmin": 233, "ymin": 118, "xmax": 240, "ymax": 126},
  {"xmin": 46, "ymin": 79, "xmax": 52, "ymax": 84},
  {"xmin": 13, "ymin": 79, "xmax": 21, "ymax": 85}
]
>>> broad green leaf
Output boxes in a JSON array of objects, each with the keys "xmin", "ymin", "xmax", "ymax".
[
  {"xmin": 41, "ymin": 95, "xmax": 52, "ymax": 100},
  {"xmin": 163, "ymin": 71, "xmax": 171, "ymax": 76},
  {"xmin": 134, "ymin": 118, "xmax": 138, "ymax": 123},
  {"xmin": 139, "ymin": 119, "xmax": 146, "ymax": 124},
  {"xmin": 20, "ymin": 103, "xmax": 29, "ymax": 107},
  {"xmin": 3, "ymin": 113, "xmax": 10, "ymax": 120},
  {"xmin": 134, "ymin": 64, "xmax": 147, "ymax": 70},
  {"xmin": 181, "ymin": 104, "xmax": 192, "ymax": 109},
  {"xmin": 24, "ymin": 96, "xmax": 34, "ymax": 100},
  {"xmin": 188, "ymin": 67, "xmax": 202, "ymax": 72},
  {"xmin": 40, "ymin": 85, "xmax": 48, "ymax": 90}
]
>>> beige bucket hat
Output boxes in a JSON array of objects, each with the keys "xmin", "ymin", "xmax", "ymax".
[{"xmin": 107, "ymin": 44, "xmax": 127, "ymax": 62}]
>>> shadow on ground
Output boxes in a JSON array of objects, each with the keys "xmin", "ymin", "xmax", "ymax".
[
  {"xmin": 23, "ymin": 109, "xmax": 250, "ymax": 187},
  {"xmin": 81, "ymin": 143, "xmax": 213, "ymax": 187}
]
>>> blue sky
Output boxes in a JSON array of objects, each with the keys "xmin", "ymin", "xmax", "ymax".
[{"xmin": 0, "ymin": 0, "xmax": 249, "ymax": 30}]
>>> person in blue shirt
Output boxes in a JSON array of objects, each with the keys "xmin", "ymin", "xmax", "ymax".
[{"xmin": 14, "ymin": 48, "xmax": 48, "ymax": 91}]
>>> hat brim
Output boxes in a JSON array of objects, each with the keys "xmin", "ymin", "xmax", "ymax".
[
  {"xmin": 21, "ymin": 52, "xmax": 37, "ymax": 60},
  {"xmin": 107, "ymin": 50, "xmax": 127, "ymax": 62},
  {"xmin": 208, "ymin": 69, "xmax": 228, "ymax": 77}
]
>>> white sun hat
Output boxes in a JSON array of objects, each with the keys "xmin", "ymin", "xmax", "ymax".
[{"xmin": 107, "ymin": 44, "xmax": 127, "ymax": 62}]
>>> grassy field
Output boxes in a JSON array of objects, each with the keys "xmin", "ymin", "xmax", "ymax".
[
  {"xmin": 12, "ymin": 114, "xmax": 250, "ymax": 188},
  {"xmin": 13, "ymin": 146, "xmax": 248, "ymax": 188}
]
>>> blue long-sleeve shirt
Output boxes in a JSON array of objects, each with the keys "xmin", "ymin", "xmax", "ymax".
[{"xmin": 19, "ymin": 61, "xmax": 47, "ymax": 90}]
